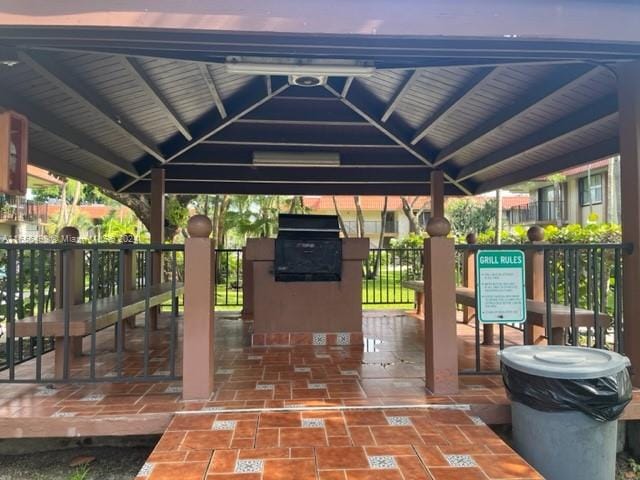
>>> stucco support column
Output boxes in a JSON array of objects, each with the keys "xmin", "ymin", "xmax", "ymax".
[
  {"xmin": 524, "ymin": 226, "xmax": 547, "ymax": 345},
  {"xmin": 150, "ymin": 168, "xmax": 165, "ymax": 329},
  {"xmin": 183, "ymin": 215, "xmax": 216, "ymax": 400},
  {"xmin": 55, "ymin": 226, "xmax": 83, "ymax": 379},
  {"xmin": 423, "ymin": 171, "xmax": 458, "ymax": 394},
  {"xmin": 617, "ymin": 61, "xmax": 640, "ymax": 385}
]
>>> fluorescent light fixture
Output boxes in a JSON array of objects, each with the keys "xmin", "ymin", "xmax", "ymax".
[
  {"xmin": 226, "ymin": 62, "xmax": 375, "ymax": 77},
  {"xmin": 252, "ymin": 151, "xmax": 340, "ymax": 167}
]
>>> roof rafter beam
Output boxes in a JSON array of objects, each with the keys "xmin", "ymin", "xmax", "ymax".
[
  {"xmin": 18, "ymin": 50, "xmax": 165, "ymax": 164},
  {"xmin": 199, "ymin": 63, "xmax": 227, "ymax": 118},
  {"xmin": 324, "ymin": 79, "xmax": 473, "ymax": 195},
  {"xmin": 124, "ymin": 180, "xmax": 462, "ymax": 196},
  {"xmin": 475, "ymin": 137, "xmax": 619, "ymax": 194},
  {"xmin": 381, "ymin": 69, "xmax": 421, "ymax": 122},
  {"xmin": 164, "ymin": 165, "xmax": 431, "ymax": 182},
  {"xmin": 30, "ymin": 148, "xmax": 114, "ymax": 190},
  {"xmin": 0, "ymin": 88, "xmax": 139, "ymax": 177},
  {"xmin": 341, "ymin": 77, "xmax": 354, "ymax": 98},
  {"xmin": 456, "ymin": 93, "xmax": 618, "ymax": 182},
  {"xmin": 120, "ymin": 55, "xmax": 192, "ymax": 141},
  {"xmin": 434, "ymin": 64, "xmax": 600, "ymax": 166},
  {"xmin": 411, "ymin": 67, "xmax": 498, "ymax": 145},
  {"xmin": 116, "ymin": 79, "xmax": 290, "ymax": 191}
]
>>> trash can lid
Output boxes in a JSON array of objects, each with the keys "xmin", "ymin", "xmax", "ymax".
[{"xmin": 498, "ymin": 345, "xmax": 630, "ymax": 379}]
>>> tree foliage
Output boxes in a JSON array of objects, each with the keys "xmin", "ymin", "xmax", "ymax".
[{"xmin": 445, "ymin": 198, "xmax": 497, "ymax": 236}]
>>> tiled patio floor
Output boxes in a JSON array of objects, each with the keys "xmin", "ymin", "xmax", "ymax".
[
  {"xmin": 136, "ymin": 407, "xmax": 543, "ymax": 480},
  {"xmin": 0, "ymin": 310, "xmax": 638, "ymax": 441}
]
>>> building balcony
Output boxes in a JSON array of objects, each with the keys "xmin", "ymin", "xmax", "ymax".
[
  {"xmin": 0, "ymin": 197, "xmax": 48, "ymax": 224},
  {"xmin": 343, "ymin": 219, "xmax": 398, "ymax": 235},
  {"xmin": 506, "ymin": 200, "xmax": 567, "ymax": 225}
]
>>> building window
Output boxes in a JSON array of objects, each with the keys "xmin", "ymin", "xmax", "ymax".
[{"xmin": 579, "ymin": 174, "xmax": 603, "ymax": 206}]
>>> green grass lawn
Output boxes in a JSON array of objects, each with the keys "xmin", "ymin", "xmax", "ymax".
[{"xmin": 210, "ymin": 269, "xmax": 417, "ymax": 311}]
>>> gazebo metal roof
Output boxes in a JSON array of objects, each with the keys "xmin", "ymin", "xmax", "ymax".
[{"xmin": 0, "ymin": 1, "xmax": 638, "ymax": 196}]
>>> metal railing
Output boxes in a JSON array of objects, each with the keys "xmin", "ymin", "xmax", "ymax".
[
  {"xmin": 363, "ymin": 248, "xmax": 422, "ymax": 305},
  {"xmin": 215, "ymin": 249, "xmax": 243, "ymax": 308},
  {"xmin": 455, "ymin": 243, "xmax": 630, "ymax": 374},
  {"xmin": 0, "ymin": 243, "xmax": 183, "ymax": 383},
  {"xmin": 0, "ymin": 196, "xmax": 48, "ymax": 224},
  {"xmin": 506, "ymin": 201, "xmax": 567, "ymax": 225}
]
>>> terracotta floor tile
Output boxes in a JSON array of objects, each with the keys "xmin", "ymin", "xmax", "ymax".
[
  {"xmin": 148, "ymin": 462, "xmax": 209, "ymax": 480},
  {"xmin": 328, "ymin": 435, "xmax": 352, "ymax": 446},
  {"xmin": 230, "ymin": 437, "xmax": 254, "ymax": 449},
  {"xmin": 473, "ymin": 454, "xmax": 543, "ymax": 479},
  {"xmin": 316, "ymin": 446, "xmax": 369, "ymax": 469},
  {"xmin": 237, "ymin": 447, "xmax": 290, "ymax": 459},
  {"xmin": 291, "ymin": 447, "xmax": 315, "ymax": 458},
  {"xmin": 187, "ymin": 450, "xmax": 214, "ymax": 462},
  {"xmin": 279, "ymin": 427, "xmax": 328, "ymax": 447},
  {"xmin": 345, "ymin": 469, "xmax": 404, "ymax": 480},
  {"xmin": 255, "ymin": 428, "xmax": 279, "ymax": 448},
  {"xmin": 428, "ymin": 467, "xmax": 488, "ymax": 480},
  {"xmin": 206, "ymin": 474, "xmax": 261, "ymax": 480},
  {"xmin": 168, "ymin": 414, "xmax": 215, "ymax": 431},
  {"xmin": 396, "ymin": 454, "xmax": 432, "ymax": 480},
  {"xmin": 263, "ymin": 458, "xmax": 316, "ymax": 480},
  {"xmin": 154, "ymin": 431, "xmax": 186, "ymax": 452},
  {"xmin": 319, "ymin": 471, "xmax": 348, "ymax": 480},
  {"xmin": 370, "ymin": 426, "xmax": 424, "ymax": 445},
  {"xmin": 365, "ymin": 445, "xmax": 415, "ymax": 456},
  {"xmin": 147, "ymin": 450, "xmax": 188, "ymax": 463},
  {"xmin": 348, "ymin": 426, "xmax": 375, "ymax": 446},
  {"xmin": 208, "ymin": 449, "xmax": 238, "ymax": 473},
  {"xmin": 182, "ymin": 430, "xmax": 233, "ymax": 450},
  {"xmin": 344, "ymin": 410, "xmax": 388, "ymax": 426},
  {"xmin": 259, "ymin": 412, "xmax": 301, "ymax": 428}
]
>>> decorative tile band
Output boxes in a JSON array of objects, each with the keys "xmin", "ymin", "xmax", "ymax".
[{"xmin": 252, "ymin": 331, "xmax": 363, "ymax": 346}]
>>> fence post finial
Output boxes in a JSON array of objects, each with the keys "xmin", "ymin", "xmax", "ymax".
[
  {"xmin": 527, "ymin": 225, "xmax": 545, "ymax": 243},
  {"xmin": 465, "ymin": 232, "xmax": 477, "ymax": 245},
  {"xmin": 187, "ymin": 215, "xmax": 212, "ymax": 238}
]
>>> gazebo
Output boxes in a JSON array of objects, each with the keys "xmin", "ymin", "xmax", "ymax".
[{"xmin": 0, "ymin": 0, "xmax": 639, "ymax": 442}]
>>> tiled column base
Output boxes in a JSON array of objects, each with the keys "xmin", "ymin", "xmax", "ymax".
[{"xmin": 252, "ymin": 331, "xmax": 363, "ymax": 346}]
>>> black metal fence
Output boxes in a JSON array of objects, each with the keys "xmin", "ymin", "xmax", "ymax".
[
  {"xmin": 362, "ymin": 248, "xmax": 422, "ymax": 305},
  {"xmin": 0, "ymin": 243, "xmax": 183, "ymax": 383},
  {"xmin": 455, "ymin": 243, "xmax": 630, "ymax": 374}
]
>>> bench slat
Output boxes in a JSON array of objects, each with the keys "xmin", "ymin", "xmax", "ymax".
[
  {"xmin": 12, "ymin": 282, "xmax": 184, "ymax": 338},
  {"xmin": 404, "ymin": 281, "xmax": 610, "ymax": 329}
]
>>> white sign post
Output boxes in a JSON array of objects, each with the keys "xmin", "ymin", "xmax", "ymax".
[{"xmin": 476, "ymin": 250, "xmax": 526, "ymax": 324}]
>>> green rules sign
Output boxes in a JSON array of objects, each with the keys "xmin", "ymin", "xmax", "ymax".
[{"xmin": 476, "ymin": 250, "xmax": 526, "ymax": 324}]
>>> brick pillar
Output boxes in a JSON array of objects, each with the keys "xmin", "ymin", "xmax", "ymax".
[
  {"xmin": 524, "ymin": 226, "xmax": 547, "ymax": 345},
  {"xmin": 241, "ymin": 246, "xmax": 254, "ymax": 319},
  {"xmin": 423, "ymin": 171, "xmax": 458, "ymax": 394},
  {"xmin": 55, "ymin": 226, "xmax": 84, "ymax": 379},
  {"xmin": 183, "ymin": 215, "xmax": 216, "ymax": 400}
]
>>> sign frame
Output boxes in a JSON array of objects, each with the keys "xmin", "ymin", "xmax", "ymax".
[{"xmin": 475, "ymin": 249, "xmax": 526, "ymax": 324}]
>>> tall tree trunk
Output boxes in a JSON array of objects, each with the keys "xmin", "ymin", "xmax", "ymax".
[
  {"xmin": 400, "ymin": 196, "xmax": 426, "ymax": 234},
  {"xmin": 332, "ymin": 196, "xmax": 349, "ymax": 238},
  {"xmin": 56, "ymin": 180, "xmax": 67, "ymax": 230},
  {"xmin": 371, "ymin": 196, "xmax": 388, "ymax": 278},
  {"xmin": 354, "ymin": 196, "xmax": 365, "ymax": 238}
]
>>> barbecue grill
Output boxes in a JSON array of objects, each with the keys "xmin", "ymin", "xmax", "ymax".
[{"xmin": 274, "ymin": 214, "xmax": 342, "ymax": 282}]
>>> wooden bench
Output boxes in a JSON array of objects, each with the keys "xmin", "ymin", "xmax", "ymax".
[
  {"xmin": 403, "ymin": 280, "xmax": 611, "ymax": 344},
  {"xmin": 10, "ymin": 282, "xmax": 184, "ymax": 378}
]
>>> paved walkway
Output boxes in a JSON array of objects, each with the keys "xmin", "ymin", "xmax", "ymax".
[{"xmin": 136, "ymin": 406, "xmax": 542, "ymax": 480}]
